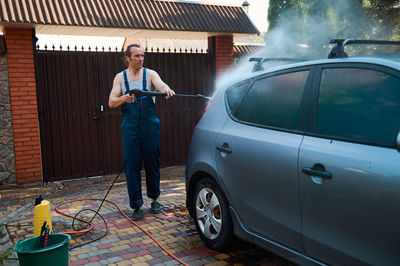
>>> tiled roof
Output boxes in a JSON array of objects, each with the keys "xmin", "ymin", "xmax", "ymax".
[
  {"xmin": 0, "ymin": 0, "xmax": 259, "ymax": 34},
  {"xmin": 233, "ymin": 44, "xmax": 263, "ymax": 55}
]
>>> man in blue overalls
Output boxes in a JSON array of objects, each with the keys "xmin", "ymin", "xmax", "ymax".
[{"xmin": 109, "ymin": 44, "xmax": 175, "ymax": 220}]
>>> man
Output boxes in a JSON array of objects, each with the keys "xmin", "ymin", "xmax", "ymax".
[{"xmin": 109, "ymin": 44, "xmax": 175, "ymax": 220}]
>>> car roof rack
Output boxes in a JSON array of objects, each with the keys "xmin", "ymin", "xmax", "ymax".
[
  {"xmin": 249, "ymin": 57, "xmax": 311, "ymax": 72},
  {"xmin": 328, "ymin": 39, "xmax": 400, "ymax": 58}
]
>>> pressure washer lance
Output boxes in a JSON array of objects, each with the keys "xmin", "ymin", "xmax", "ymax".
[
  {"xmin": 35, "ymin": 221, "xmax": 50, "ymax": 249},
  {"xmin": 129, "ymin": 88, "xmax": 211, "ymax": 100}
]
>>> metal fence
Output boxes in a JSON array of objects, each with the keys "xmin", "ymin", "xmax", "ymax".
[{"xmin": 36, "ymin": 49, "xmax": 214, "ymax": 182}]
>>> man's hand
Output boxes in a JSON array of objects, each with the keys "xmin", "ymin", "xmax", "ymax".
[
  {"xmin": 122, "ymin": 94, "xmax": 135, "ymax": 103},
  {"xmin": 164, "ymin": 88, "xmax": 175, "ymax": 99}
]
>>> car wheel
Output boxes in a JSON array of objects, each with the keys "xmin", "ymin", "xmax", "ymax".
[{"xmin": 192, "ymin": 177, "xmax": 234, "ymax": 251}]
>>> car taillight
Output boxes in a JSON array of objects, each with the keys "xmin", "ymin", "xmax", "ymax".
[{"xmin": 193, "ymin": 97, "xmax": 213, "ymax": 131}]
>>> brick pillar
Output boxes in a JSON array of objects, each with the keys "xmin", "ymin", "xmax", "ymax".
[
  {"xmin": 208, "ymin": 35, "xmax": 234, "ymax": 78},
  {"xmin": 4, "ymin": 27, "xmax": 42, "ymax": 183}
]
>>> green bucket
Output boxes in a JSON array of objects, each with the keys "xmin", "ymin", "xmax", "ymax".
[{"xmin": 13, "ymin": 233, "xmax": 71, "ymax": 266}]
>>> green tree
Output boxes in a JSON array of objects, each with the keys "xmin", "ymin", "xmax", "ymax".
[
  {"xmin": 267, "ymin": 0, "xmax": 297, "ymax": 30},
  {"xmin": 367, "ymin": 0, "xmax": 398, "ymax": 9},
  {"xmin": 265, "ymin": 0, "xmax": 374, "ymax": 57},
  {"xmin": 364, "ymin": 0, "xmax": 400, "ymax": 39},
  {"xmin": 267, "ymin": 0, "xmax": 400, "ymax": 40}
]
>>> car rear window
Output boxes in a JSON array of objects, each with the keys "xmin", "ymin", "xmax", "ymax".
[
  {"xmin": 225, "ymin": 81, "xmax": 250, "ymax": 115},
  {"xmin": 233, "ymin": 70, "xmax": 309, "ymax": 130},
  {"xmin": 317, "ymin": 67, "xmax": 400, "ymax": 148}
]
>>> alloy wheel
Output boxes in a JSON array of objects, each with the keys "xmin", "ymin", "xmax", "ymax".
[{"xmin": 195, "ymin": 187, "xmax": 222, "ymax": 240}]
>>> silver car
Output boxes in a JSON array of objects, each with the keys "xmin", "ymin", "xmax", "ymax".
[{"xmin": 185, "ymin": 39, "xmax": 400, "ymax": 265}]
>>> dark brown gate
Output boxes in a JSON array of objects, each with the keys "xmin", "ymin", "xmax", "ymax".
[{"xmin": 36, "ymin": 49, "xmax": 214, "ymax": 182}]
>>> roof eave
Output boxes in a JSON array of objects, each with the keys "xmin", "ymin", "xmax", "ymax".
[{"xmin": 11, "ymin": 24, "xmax": 258, "ymax": 40}]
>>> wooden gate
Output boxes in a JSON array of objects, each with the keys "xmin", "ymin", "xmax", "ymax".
[{"xmin": 36, "ymin": 49, "xmax": 214, "ymax": 182}]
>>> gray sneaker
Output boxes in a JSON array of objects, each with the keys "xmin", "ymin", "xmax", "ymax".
[
  {"xmin": 132, "ymin": 208, "xmax": 144, "ymax": 221},
  {"xmin": 150, "ymin": 201, "xmax": 161, "ymax": 214}
]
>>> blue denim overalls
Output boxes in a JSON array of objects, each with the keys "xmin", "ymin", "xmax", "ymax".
[{"xmin": 121, "ymin": 68, "xmax": 161, "ymax": 209}]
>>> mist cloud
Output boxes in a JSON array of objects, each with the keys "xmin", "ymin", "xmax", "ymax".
[
  {"xmin": 263, "ymin": 0, "xmax": 375, "ymax": 59},
  {"xmin": 217, "ymin": 0, "xmax": 395, "ymax": 89}
]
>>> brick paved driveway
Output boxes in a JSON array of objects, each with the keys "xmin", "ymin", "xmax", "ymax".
[{"xmin": 1, "ymin": 166, "xmax": 293, "ymax": 265}]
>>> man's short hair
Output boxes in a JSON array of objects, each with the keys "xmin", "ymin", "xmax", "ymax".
[{"xmin": 125, "ymin": 44, "xmax": 142, "ymax": 57}]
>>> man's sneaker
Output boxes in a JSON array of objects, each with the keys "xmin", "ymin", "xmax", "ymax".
[
  {"xmin": 150, "ymin": 201, "xmax": 161, "ymax": 214},
  {"xmin": 132, "ymin": 208, "xmax": 144, "ymax": 221}
]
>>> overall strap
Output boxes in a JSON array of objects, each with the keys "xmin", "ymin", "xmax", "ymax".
[
  {"xmin": 142, "ymin": 68, "xmax": 147, "ymax": 91},
  {"xmin": 123, "ymin": 70, "xmax": 130, "ymax": 94}
]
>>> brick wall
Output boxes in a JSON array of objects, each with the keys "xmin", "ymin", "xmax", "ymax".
[
  {"xmin": 213, "ymin": 35, "xmax": 234, "ymax": 77},
  {"xmin": 4, "ymin": 27, "xmax": 42, "ymax": 183},
  {"xmin": 0, "ymin": 49, "xmax": 16, "ymax": 184}
]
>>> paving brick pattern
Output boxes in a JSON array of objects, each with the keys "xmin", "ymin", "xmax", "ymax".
[
  {"xmin": 0, "ymin": 184, "xmax": 53, "ymax": 219},
  {"xmin": 1, "ymin": 166, "xmax": 293, "ymax": 265}
]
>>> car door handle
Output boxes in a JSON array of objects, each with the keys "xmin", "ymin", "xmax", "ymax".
[
  {"xmin": 302, "ymin": 167, "xmax": 332, "ymax": 179},
  {"xmin": 216, "ymin": 144, "xmax": 232, "ymax": 154}
]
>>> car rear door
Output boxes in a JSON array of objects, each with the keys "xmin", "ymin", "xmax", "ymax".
[
  {"xmin": 215, "ymin": 68, "xmax": 312, "ymax": 252},
  {"xmin": 299, "ymin": 64, "xmax": 400, "ymax": 265}
]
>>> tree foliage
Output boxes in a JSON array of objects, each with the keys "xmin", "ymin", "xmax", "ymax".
[
  {"xmin": 367, "ymin": 0, "xmax": 399, "ymax": 9},
  {"xmin": 267, "ymin": 0, "xmax": 400, "ymax": 41},
  {"xmin": 365, "ymin": 0, "xmax": 400, "ymax": 39},
  {"xmin": 267, "ymin": 0, "xmax": 297, "ymax": 29}
]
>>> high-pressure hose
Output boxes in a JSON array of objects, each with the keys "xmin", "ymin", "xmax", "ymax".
[
  {"xmin": 56, "ymin": 198, "xmax": 189, "ymax": 265},
  {"xmin": 54, "ymin": 90, "xmax": 210, "ymax": 265}
]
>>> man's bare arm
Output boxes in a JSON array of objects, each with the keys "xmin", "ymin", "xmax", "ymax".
[{"xmin": 148, "ymin": 70, "xmax": 175, "ymax": 98}]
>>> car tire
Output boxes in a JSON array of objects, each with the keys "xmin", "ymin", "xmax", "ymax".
[{"xmin": 192, "ymin": 177, "xmax": 234, "ymax": 251}]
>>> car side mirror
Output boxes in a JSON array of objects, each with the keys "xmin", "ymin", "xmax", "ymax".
[{"xmin": 396, "ymin": 131, "xmax": 400, "ymax": 152}]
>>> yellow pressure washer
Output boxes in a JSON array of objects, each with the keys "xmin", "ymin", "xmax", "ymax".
[{"xmin": 33, "ymin": 195, "xmax": 52, "ymax": 236}]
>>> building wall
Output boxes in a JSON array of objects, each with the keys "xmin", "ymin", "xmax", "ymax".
[
  {"xmin": 214, "ymin": 35, "xmax": 234, "ymax": 77},
  {"xmin": 0, "ymin": 52, "xmax": 16, "ymax": 184},
  {"xmin": 4, "ymin": 27, "xmax": 42, "ymax": 183}
]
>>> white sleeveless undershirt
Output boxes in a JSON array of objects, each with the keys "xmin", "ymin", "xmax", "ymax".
[{"xmin": 121, "ymin": 71, "xmax": 156, "ymax": 103}]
